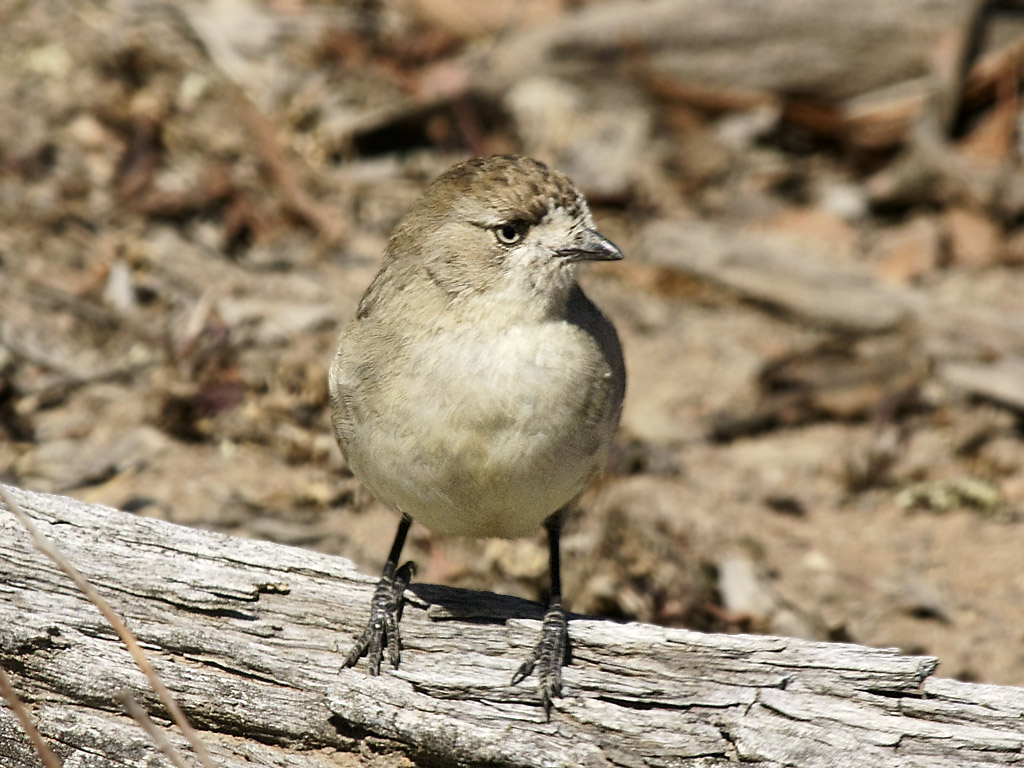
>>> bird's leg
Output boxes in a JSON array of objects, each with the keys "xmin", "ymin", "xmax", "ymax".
[
  {"xmin": 342, "ymin": 515, "xmax": 415, "ymax": 674},
  {"xmin": 511, "ymin": 515, "xmax": 569, "ymax": 717}
]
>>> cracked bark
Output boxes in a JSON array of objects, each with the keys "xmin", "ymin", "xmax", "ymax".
[{"xmin": 2, "ymin": 484, "xmax": 1024, "ymax": 767}]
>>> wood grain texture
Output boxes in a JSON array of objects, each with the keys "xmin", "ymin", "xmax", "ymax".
[{"xmin": 2, "ymin": 484, "xmax": 1024, "ymax": 767}]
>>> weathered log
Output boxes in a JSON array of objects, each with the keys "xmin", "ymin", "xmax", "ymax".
[{"xmin": 2, "ymin": 484, "xmax": 1024, "ymax": 767}]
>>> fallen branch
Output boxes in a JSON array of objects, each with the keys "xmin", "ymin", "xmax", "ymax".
[
  {"xmin": 639, "ymin": 219, "xmax": 1024, "ymax": 416},
  {"xmin": 2, "ymin": 484, "xmax": 1024, "ymax": 767}
]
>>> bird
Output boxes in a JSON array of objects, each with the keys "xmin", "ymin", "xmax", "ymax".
[{"xmin": 329, "ymin": 154, "xmax": 625, "ymax": 715}]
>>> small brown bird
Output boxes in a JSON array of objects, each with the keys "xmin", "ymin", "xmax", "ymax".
[{"xmin": 329, "ymin": 155, "xmax": 625, "ymax": 714}]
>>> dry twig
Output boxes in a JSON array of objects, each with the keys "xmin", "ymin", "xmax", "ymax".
[
  {"xmin": 234, "ymin": 91, "xmax": 346, "ymax": 244},
  {"xmin": 116, "ymin": 691, "xmax": 194, "ymax": 768},
  {"xmin": 0, "ymin": 487, "xmax": 218, "ymax": 768},
  {"xmin": 0, "ymin": 663, "xmax": 62, "ymax": 768}
]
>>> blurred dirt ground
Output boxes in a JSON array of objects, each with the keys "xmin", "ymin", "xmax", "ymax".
[{"xmin": 4, "ymin": 0, "xmax": 1024, "ymax": 688}]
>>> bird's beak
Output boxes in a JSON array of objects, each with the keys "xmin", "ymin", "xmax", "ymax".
[{"xmin": 556, "ymin": 229, "xmax": 623, "ymax": 263}]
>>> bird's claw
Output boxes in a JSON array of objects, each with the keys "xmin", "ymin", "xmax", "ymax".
[
  {"xmin": 342, "ymin": 561, "xmax": 416, "ymax": 673},
  {"xmin": 511, "ymin": 602, "xmax": 568, "ymax": 718}
]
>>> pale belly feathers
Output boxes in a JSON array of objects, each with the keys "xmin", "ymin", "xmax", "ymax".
[{"xmin": 343, "ymin": 322, "xmax": 615, "ymax": 539}]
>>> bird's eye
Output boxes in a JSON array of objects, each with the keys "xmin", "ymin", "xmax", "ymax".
[{"xmin": 494, "ymin": 222, "xmax": 525, "ymax": 246}]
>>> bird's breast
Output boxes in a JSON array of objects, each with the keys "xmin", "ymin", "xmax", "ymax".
[{"xmin": 345, "ymin": 320, "xmax": 617, "ymax": 538}]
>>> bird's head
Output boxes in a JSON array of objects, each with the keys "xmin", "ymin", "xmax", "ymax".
[{"xmin": 389, "ymin": 155, "xmax": 622, "ymax": 316}]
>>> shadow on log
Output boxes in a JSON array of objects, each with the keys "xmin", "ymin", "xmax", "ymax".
[{"xmin": 2, "ymin": 484, "xmax": 1023, "ymax": 767}]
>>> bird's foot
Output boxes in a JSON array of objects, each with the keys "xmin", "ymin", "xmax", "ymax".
[
  {"xmin": 511, "ymin": 602, "xmax": 569, "ymax": 718},
  {"xmin": 342, "ymin": 561, "xmax": 416, "ymax": 674}
]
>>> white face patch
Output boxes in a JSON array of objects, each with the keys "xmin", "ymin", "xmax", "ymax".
[{"xmin": 499, "ymin": 200, "xmax": 594, "ymax": 303}]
